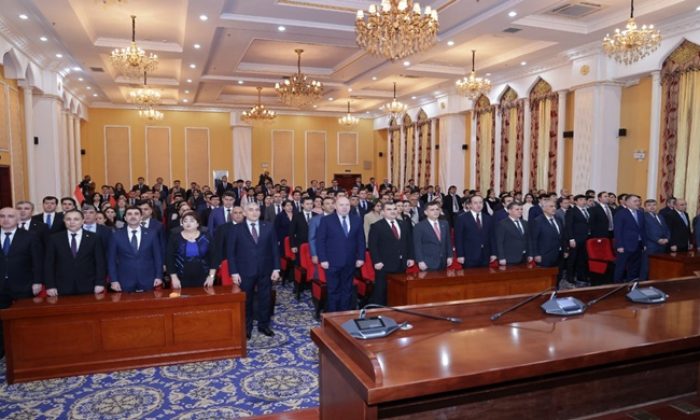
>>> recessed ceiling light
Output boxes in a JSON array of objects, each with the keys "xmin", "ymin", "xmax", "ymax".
[
  {"xmin": 185, "ymin": 90, "xmax": 190, "ymax": 94},
  {"xmin": 182, "ymin": 99, "xmax": 189, "ymax": 103},
  {"xmin": 697, "ymin": 5, "xmax": 700, "ymax": 10},
  {"xmin": 187, "ymin": 79, "xmax": 192, "ymax": 83},
  {"xmin": 411, "ymin": 96, "xmax": 417, "ymax": 99},
  {"xmin": 520, "ymin": 61, "xmax": 527, "ymax": 66},
  {"xmin": 447, "ymin": 40, "xmax": 455, "ymax": 47},
  {"xmin": 403, "ymin": 60, "xmax": 410, "ymax": 66},
  {"xmin": 434, "ymin": 91, "xmax": 440, "ymax": 95},
  {"xmin": 278, "ymin": 25, "xmax": 286, "ymax": 32},
  {"xmin": 366, "ymin": 111, "xmax": 370, "ymax": 114},
  {"xmin": 193, "ymin": 43, "xmax": 201, "ymax": 49},
  {"xmin": 199, "ymin": 14, "xmax": 208, "ymax": 21},
  {"xmin": 508, "ymin": 11, "xmax": 517, "ymax": 18},
  {"xmin": 372, "ymin": 76, "xmax": 377, "ymax": 81},
  {"xmin": 238, "ymin": 80, "xmax": 244, "ymax": 85},
  {"xmin": 328, "ymin": 97, "xmax": 334, "ymax": 101},
  {"xmin": 55, "ymin": 53, "xmax": 63, "ymax": 58},
  {"xmin": 92, "ymin": 93, "xmax": 98, "ymax": 97},
  {"xmin": 72, "ymin": 67, "xmax": 81, "ymax": 72},
  {"xmin": 189, "ymin": 63, "xmax": 196, "ymax": 69},
  {"xmin": 86, "ymin": 86, "xmax": 92, "ymax": 90},
  {"xmin": 347, "ymin": 88, "xmax": 352, "ymax": 92},
  {"xmin": 486, "ymin": 72, "xmax": 491, "ymax": 76},
  {"xmin": 40, "ymin": 36, "xmax": 48, "ymax": 42},
  {"xmin": 313, "ymin": 105, "xmax": 317, "ymax": 108},
  {"xmin": 19, "ymin": 14, "xmax": 28, "ymax": 20},
  {"xmin": 78, "ymin": 77, "xmax": 84, "ymax": 81}
]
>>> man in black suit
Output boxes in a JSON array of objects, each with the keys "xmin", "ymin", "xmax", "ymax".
[
  {"xmin": 565, "ymin": 194, "xmax": 591, "ymax": 285},
  {"xmin": 356, "ymin": 190, "xmax": 370, "ymax": 218},
  {"xmin": 368, "ymin": 202, "xmax": 414, "ymax": 305},
  {"xmin": 289, "ymin": 197, "xmax": 315, "ymax": 254},
  {"xmin": 139, "ymin": 201, "xmax": 166, "ymax": 262},
  {"xmin": 44, "ymin": 209, "xmax": 106, "ymax": 296},
  {"xmin": 659, "ymin": 197, "xmax": 675, "ymax": 219},
  {"xmin": 493, "ymin": 195, "xmax": 513, "ymax": 224},
  {"xmin": 61, "ymin": 197, "xmax": 77, "ymax": 213},
  {"xmin": 328, "ymin": 179, "xmax": 342, "ymax": 194},
  {"xmin": 31, "ymin": 196, "xmax": 64, "ymax": 234},
  {"xmin": 664, "ymin": 198, "xmax": 692, "ymax": 252},
  {"xmin": 588, "ymin": 191, "xmax": 614, "ymax": 238},
  {"xmin": 413, "ymin": 202, "xmax": 452, "ymax": 271},
  {"xmin": 495, "ymin": 201, "xmax": 533, "ymax": 265},
  {"xmin": 81, "ymin": 204, "xmax": 111, "ymax": 258},
  {"xmin": 0, "ymin": 207, "xmax": 44, "ymax": 357},
  {"xmin": 212, "ymin": 206, "xmax": 245, "ymax": 271},
  {"xmin": 215, "ymin": 175, "xmax": 233, "ymax": 198},
  {"xmin": 455, "ymin": 195, "xmax": 496, "ymax": 268},
  {"xmin": 201, "ymin": 194, "xmax": 219, "ymax": 227},
  {"xmin": 131, "ymin": 177, "xmax": 150, "ymax": 195},
  {"xmin": 16, "ymin": 201, "xmax": 48, "ymax": 238},
  {"xmin": 442, "ymin": 185, "xmax": 462, "ymax": 227},
  {"xmin": 530, "ymin": 199, "xmax": 567, "ymax": 280},
  {"xmin": 407, "ymin": 193, "xmax": 424, "ymax": 225}
]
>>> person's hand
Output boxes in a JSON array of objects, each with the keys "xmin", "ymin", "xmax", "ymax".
[
  {"xmin": 320, "ymin": 261, "xmax": 329, "ymax": 269},
  {"xmin": 271, "ymin": 270, "xmax": 281, "ymax": 281},
  {"xmin": 617, "ymin": 247, "xmax": 624, "ymax": 254},
  {"xmin": 457, "ymin": 257, "xmax": 465, "ymax": 264},
  {"xmin": 670, "ymin": 245, "xmax": 677, "ymax": 252},
  {"xmin": 534, "ymin": 256, "xmax": 542, "ymax": 263},
  {"xmin": 171, "ymin": 277, "xmax": 182, "ymax": 289},
  {"xmin": 291, "ymin": 247, "xmax": 298, "ymax": 253},
  {"xmin": 203, "ymin": 275, "xmax": 215, "ymax": 288},
  {"xmin": 446, "ymin": 257, "xmax": 453, "ymax": 267},
  {"xmin": 355, "ymin": 260, "xmax": 364, "ymax": 268},
  {"xmin": 154, "ymin": 278, "xmax": 163, "ymax": 288},
  {"xmin": 374, "ymin": 262, "xmax": 384, "ymax": 270},
  {"xmin": 232, "ymin": 274, "xmax": 242, "ymax": 285},
  {"xmin": 659, "ymin": 238, "xmax": 668, "ymax": 245},
  {"xmin": 569, "ymin": 239, "xmax": 576, "ymax": 248},
  {"xmin": 311, "ymin": 256, "xmax": 319, "ymax": 264},
  {"xmin": 406, "ymin": 259, "xmax": 415, "ymax": 267},
  {"xmin": 46, "ymin": 288, "xmax": 58, "ymax": 297},
  {"xmin": 94, "ymin": 285, "xmax": 105, "ymax": 294},
  {"xmin": 31, "ymin": 284, "xmax": 43, "ymax": 296},
  {"xmin": 418, "ymin": 261, "xmax": 428, "ymax": 271},
  {"xmin": 111, "ymin": 281, "xmax": 122, "ymax": 292},
  {"xmin": 563, "ymin": 252, "xmax": 569, "ymax": 258},
  {"xmin": 489, "ymin": 255, "xmax": 497, "ymax": 262},
  {"xmin": 499, "ymin": 259, "xmax": 506, "ymax": 266},
  {"xmin": 527, "ymin": 256, "xmax": 534, "ymax": 263}
]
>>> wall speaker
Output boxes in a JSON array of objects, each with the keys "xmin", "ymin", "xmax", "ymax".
[
  {"xmin": 563, "ymin": 131, "xmax": 574, "ymax": 139},
  {"xmin": 81, "ymin": 149, "xmax": 86, "ymax": 155},
  {"xmin": 461, "ymin": 144, "xmax": 468, "ymax": 150},
  {"xmin": 435, "ymin": 144, "xmax": 440, "ymax": 150},
  {"xmin": 33, "ymin": 136, "xmax": 39, "ymax": 145},
  {"xmin": 618, "ymin": 128, "xmax": 627, "ymax": 137},
  {"xmin": 378, "ymin": 152, "xmax": 384, "ymax": 157}
]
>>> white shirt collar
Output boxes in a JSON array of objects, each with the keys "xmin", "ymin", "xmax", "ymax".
[{"xmin": 2, "ymin": 228, "xmax": 17, "ymax": 236}]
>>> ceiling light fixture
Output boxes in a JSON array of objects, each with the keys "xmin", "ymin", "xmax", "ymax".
[
  {"xmin": 508, "ymin": 11, "xmax": 517, "ymax": 18},
  {"xmin": 403, "ymin": 60, "xmax": 411, "ymax": 67},
  {"xmin": 189, "ymin": 63, "xmax": 196, "ymax": 69},
  {"xmin": 275, "ymin": 49, "xmax": 324, "ymax": 108},
  {"xmin": 381, "ymin": 82, "xmax": 408, "ymax": 118},
  {"xmin": 521, "ymin": 61, "xmax": 527, "ymax": 66},
  {"xmin": 447, "ymin": 40, "xmax": 455, "ymax": 47},
  {"xmin": 86, "ymin": 86, "xmax": 92, "ymax": 90},
  {"xmin": 129, "ymin": 71, "xmax": 161, "ymax": 110},
  {"xmin": 40, "ymin": 36, "xmax": 48, "ymax": 42},
  {"xmin": 242, "ymin": 86, "xmax": 277, "ymax": 123},
  {"xmin": 456, "ymin": 50, "xmax": 492, "ymax": 100},
  {"xmin": 338, "ymin": 101, "xmax": 360, "ymax": 126},
  {"xmin": 182, "ymin": 99, "xmax": 189, "ymax": 103},
  {"xmin": 199, "ymin": 14, "xmax": 208, "ymax": 21},
  {"xmin": 78, "ymin": 77, "xmax": 84, "ymax": 81},
  {"xmin": 356, "ymin": 0, "xmax": 439, "ymax": 60},
  {"xmin": 56, "ymin": 53, "xmax": 63, "ymax": 58},
  {"xmin": 372, "ymin": 76, "xmax": 378, "ymax": 81},
  {"xmin": 110, "ymin": 15, "xmax": 158, "ymax": 79},
  {"xmin": 602, "ymin": 0, "xmax": 661, "ymax": 65},
  {"xmin": 278, "ymin": 25, "xmax": 286, "ymax": 32},
  {"xmin": 194, "ymin": 43, "xmax": 201, "ymax": 49},
  {"xmin": 139, "ymin": 107, "xmax": 164, "ymax": 121},
  {"xmin": 19, "ymin": 14, "xmax": 28, "ymax": 20},
  {"xmin": 238, "ymin": 80, "xmax": 244, "ymax": 85}
]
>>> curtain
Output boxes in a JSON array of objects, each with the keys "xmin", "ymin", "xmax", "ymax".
[
  {"xmin": 425, "ymin": 122, "xmax": 432, "ymax": 186},
  {"xmin": 499, "ymin": 106, "xmax": 510, "ymax": 192},
  {"xmin": 530, "ymin": 101, "xmax": 540, "ymax": 192},
  {"xmin": 475, "ymin": 111, "xmax": 482, "ymax": 190},
  {"xmin": 547, "ymin": 95, "xmax": 559, "ymax": 192},
  {"xmin": 529, "ymin": 95, "xmax": 558, "ymax": 192},
  {"xmin": 506, "ymin": 108, "xmax": 518, "ymax": 191},
  {"xmin": 514, "ymin": 100, "xmax": 525, "ymax": 192},
  {"xmin": 674, "ymin": 71, "xmax": 700, "ymax": 219},
  {"xmin": 404, "ymin": 124, "xmax": 414, "ymax": 186},
  {"xmin": 478, "ymin": 110, "xmax": 493, "ymax": 193},
  {"xmin": 417, "ymin": 123, "xmax": 424, "ymax": 186},
  {"xmin": 660, "ymin": 74, "xmax": 681, "ymax": 202}
]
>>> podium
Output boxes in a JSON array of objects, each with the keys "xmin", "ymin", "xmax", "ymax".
[{"xmin": 311, "ymin": 277, "xmax": 700, "ymax": 419}]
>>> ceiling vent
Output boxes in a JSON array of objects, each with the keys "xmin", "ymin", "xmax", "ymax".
[
  {"xmin": 548, "ymin": 2, "xmax": 603, "ymax": 18},
  {"xmin": 399, "ymin": 74, "xmax": 421, "ymax": 79},
  {"xmin": 90, "ymin": 67, "xmax": 104, "ymax": 72},
  {"xmin": 503, "ymin": 27, "xmax": 522, "ymax": 33}
]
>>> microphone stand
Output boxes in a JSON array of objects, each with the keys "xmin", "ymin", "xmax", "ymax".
[
  {"xmin": 361, "ymin": 303, "xmax": 462, "ymax": 323},
  {"xmin": 490, "ymin": 287, "xmax": 554, "ymax": 321}
]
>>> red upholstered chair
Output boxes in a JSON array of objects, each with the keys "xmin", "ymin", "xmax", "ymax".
[
  {"xmin": 281, "ymin": 236, "xmax": 295, "ymax": 285},
  {"xmin": 406, "ymin": 264, "xmax": 420, "ymax": 274},
  {"xmin": 586, "ymin": 238, "xmax": 616, "ymax": 283},
  {"xmin": 218, "ymin": 260, "xmax": 232, "ymax": 286},
  {"xmin": 353, "ymin": 251, "xmax": 375, "ymax": 305},
  {"xmin": 311, "ymin": 264, "xmax": 327, "ymax": 320},
  {"xmin": 293, "ymin": 243, "xmax": 312, "ymax": 299}
]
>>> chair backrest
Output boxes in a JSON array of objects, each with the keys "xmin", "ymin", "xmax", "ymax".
[
  {"xmin": 283, "ymin": 236, "xmax": 295, "ymax": 259},
  {"xmin": 360, "ymin": 250, "xmax": 375, "ymax": 281},
  {"xmin": 586, "ymin": 238, "xmax": 615, "ymax": 260},
  {"xmin": 299, "ymin": 243, "xmax": 312, "ymax": 271}
]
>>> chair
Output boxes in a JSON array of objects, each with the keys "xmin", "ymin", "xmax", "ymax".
[
  {"xmin": 294, "ymin": 243, "xmax": 312, "ymax": 300},
  {"xmin": 281, "ymin": 236, "xmax": 295, "ymax": 285},
  {"xmin": 311, "ymin": 264, "xmax": 327, "ymax": 320},
  {"xmin": 354, "ymin": 251, "xmax": 375, "ymax": 306},
  {"xmin": 218, "ymin": 260, "xmax": 232, "ymax": 286},
  {"xmin": 586, "ymin": 237, "xmax": 616, "ymax": 283}
]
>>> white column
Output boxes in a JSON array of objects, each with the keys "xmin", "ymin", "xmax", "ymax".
[
  {"xmin": 399, "ymin": 124, "xmax": 406, "ymax": 188},
  {"xmin": 572, "ymin": 83, "xmax": 622, "ymax": 194},
  {"xmin": 32, "ymin": 96, "xmax": 65, "ymax": 198},
  {"xmin": 74, "ymin": 116, "xmax": 83, "ymax": 181},
  {"xmin": 21, "ymin": 85, "xmax": 36, "ymax": 204},
  {"xmin": 387, "ymin": 129, "xmax": 393, "ymax": 185},
  {"xmin": 646, "ymin": 71, "xmax": 662, "ymax": 200},
  {"xmin": 493, "ymin": 107, "xmax": 502, "ymax": 194},
  {"xmin": 556, "ymin": 90, "xmax": 568, "ymax": 193},
  {"xmin": 469, "ymin": 113, "xmax": 477, "ymax": 190},
  {"xmin": 429, "ymin": 119, "xmax": 437, "ymax": 186},
  {"xmin": 229, "ymin": 111, "xmax": 252, "ymax": 181},
  {"xmin": 66, "ymin": 113, "xmax": 76, "ymax": 190},
  {"xmin": 413, "ymin": 123, "xmax": 419, "ymax": 184},
  {"xmin": 522, "ymin": 103, "xmax": 532, "ymax": 192},
  {"xmin": 438, "ymin": 114, "xmax": 467, "ymax": 190}
]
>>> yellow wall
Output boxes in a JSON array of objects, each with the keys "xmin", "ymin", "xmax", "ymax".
[
  {"xmin": 563, "ymin": 91, "xmax": 575, "ymax": 192},
  {"xmin": 618, "ymin": 76, "xmax": 651, "ymax": 196},
  {"xmin": 81, "ymin": 108, "xmax": 232, "ymax": 187},
  {"xmin": 251, "ymin": 115, "xmax": 375, "ymax": 186},
  {"xmin": 0, "ymin": 64, "xmax": 28, "ymax": 203},
  {"xmin": 464, "ymin": 112, "xmax": 472, "ymax": 189},
  {"xmin": 373, "ymin": 129, "xmax": 388, "ymax": 182}
]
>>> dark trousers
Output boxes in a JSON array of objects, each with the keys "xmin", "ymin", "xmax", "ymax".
[
  {"xmin": 240, "ymin": 273, "xmax": 272, "ymax": 331},
  {"xmin": 0, "ymin": 292, "xmax": 13, "ymax": 356},
  {"xmin": 326, "ymin": 264, "xmax": 355, "ymax": 312},
  {"xmin": 567, "ymin": 240, "xmax": 588, "ymax": 281},
  {"xmin": 614, "ymin": 243, "xmax": 643, "ymax": 282},
  {"xmin": 369, "ymin": 269, "xmax": 396, "ymax": 306},
  {"xmin": 538, "ymin": 251, "xmax": 566, "ymax": 282}
]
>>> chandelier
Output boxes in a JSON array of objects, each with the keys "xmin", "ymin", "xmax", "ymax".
[
  {"xmin": 275, "ymin": 49, "xmax": 323, "ymax": 108},
  {"xmin": 338, "ymin": 101, "xmax": 360, "ymax": 126},
  {"xmin": 139, "ymin": 107, "xmax": 164, "ymax": 121},
  {"xmin": 110, "ymin": 15, "xmax": 158, "ymax": 79},
  {"xmin": 242, "ymin": 87, "xmax": 277, "ymax": 122},
  {"xmin": 129, "ymin": 71, "xmax": 161, "ymax": 108},
  {"xmin": 602, "ymin": 0, "xmax": 661, "ymax": 65},
  {"xmin": 382, "ymin": 82, "xmax": 408, "ymax": 117},
  {"xmin": 355, "ymin": 0, "xmax": 439, "ymax": 61},
  {"xmin": 456, "ymin": 50, "xmax": 492, "ymax": 100}
]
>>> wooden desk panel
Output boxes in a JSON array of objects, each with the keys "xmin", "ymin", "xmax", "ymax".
[
  {"xmin": 648, "ymin": 251, "xmax": 700, "ymax": 279},
  {"xmin": 312, "ymin": 277, "xmax": 700, "ymax": 419},
  {"xmin": 1, "ymin": 286, "xmax": 246, "ymax": 384},
  {"xmin": 387, "ymin": 265, "xmax": 558, "ymax": 306}
]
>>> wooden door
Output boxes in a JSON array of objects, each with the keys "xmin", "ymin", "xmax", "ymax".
[{"xmin": 0, "ymin": 166, "xmax": 12, "ymax": 208}]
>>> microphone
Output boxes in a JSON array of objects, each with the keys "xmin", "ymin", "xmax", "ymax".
[
  {"xmin": 360, "ymin": 303, "xmax": 462, "ymax": 323},
  {"xmin": 491, "ymin": 287, "xmax": 555, "ymax": 321},
  {"xmin": 586, "ymin": 279, "xmax": 667, "ymax": 308},
  {"xmin": 342, "ymin": 303, "xmax": 460, "ymax": 340},
  {"xmin": 540, "ymin": 290, "xmax": 586, "ymax": 316}
]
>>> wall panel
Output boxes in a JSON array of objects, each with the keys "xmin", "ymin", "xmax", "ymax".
[
  {"xmin": 185, "ymin": 127, "xmax": 210, "ymax": 186},
  {"xmin": 306, "ymin": 131, "xmax": 326, "ymax": 185},
  {"xmin": 104, "ymin": 126, "xmax": 131, "ymax": 186},
  {"xmin": 272, "ymin": 129, "xmax": 294, "ymax": 184},
  {"xmin": 338, "ymin": 132, "xmax": 358, "ymax": 165},
  {"xmin": 146, "ymin": 126, "xmax": 172, "ymax": 185}
]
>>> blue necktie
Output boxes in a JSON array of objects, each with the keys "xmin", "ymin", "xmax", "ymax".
[
  {"xmin": 46, "ymin": 214, "xmax": 52, "ymax": 228},
  {"xmin": 130, "ymin": 230, "xmax": 139, "ymax": 253},
  {"xmin": 342, "ymin": 216, "xmax": 349, "ymax": 237},
  {"xmin": 631, "ymin": 210, "xmax": 639, "ymax": 225},
  {"xmin": 70, "ymin": 233, "xmax": 78, "ymax": 257},
  {"xmin": 2, "ymin": 232, "xmax": 10, "ymax": 256}
]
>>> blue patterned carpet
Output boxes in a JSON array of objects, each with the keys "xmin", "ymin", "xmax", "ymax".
[{"xmin": 0, "ymin": 284, "xmax": 321, "ymax": 419}]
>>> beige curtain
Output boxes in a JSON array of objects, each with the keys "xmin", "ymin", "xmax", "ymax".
[
  {"xmin": 536, "ymin": 99, "xmax": 553, "ymax": 189},
  {"xmin": 506, "ymin": 108, "xmax": 518, "ymax": 191},
  {"xmin": 478, "ymin": 111, "xmax": 493, "ymax": 193},
  {"xmin": 676, "ymin": 71, "xmax": 700, "ymax": 218},
  {"xmin": 405, "ymin": 124, "xmax": 415, "ymax": 184}
]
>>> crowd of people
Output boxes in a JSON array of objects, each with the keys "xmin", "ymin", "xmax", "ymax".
[{"xmin": 1, "ymin": 170, "xmax": 700, "ymax": 350}]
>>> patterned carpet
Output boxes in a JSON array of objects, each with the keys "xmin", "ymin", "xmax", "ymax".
[{"xmin": 0, "ymin": 284, "xmax": 321, "ymax": 419}]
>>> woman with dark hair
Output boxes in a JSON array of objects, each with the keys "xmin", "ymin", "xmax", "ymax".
[
  {"xmin": 274, "ymin": 199, "xmax": 295, "ymax": 254},
  {"xmin": 166, "ymin": 212, "xmax": 216, "ymax": 288},
  {"xmin": 113, "ymin": 183, "xmax": 127, "ymax": 199},
  {"xmin": 522, "ymin": 193, "xmax": 535, "ymax": 221},
  {"xmin": 364, "ymin": 200, "xmax": 384, "ymax": 243},
  {"xmin": 103, "ymin": 207, "xmax": 119, "ymax": 229},
  {"xmin": 485, "ymin": 188, "xmax": 500, "ymax": 213},
  {"xmin": 91, "ymin": 193, "xmax": 103, "ymax": 208}
]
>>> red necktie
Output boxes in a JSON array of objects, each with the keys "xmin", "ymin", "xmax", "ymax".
[
  {"xmin": 391, "ymin": 221, "xmax": 400, "ymax": 240},
  {"xmin": 432, "ymin": 221, "xmax": 441, "ymax": 241}
]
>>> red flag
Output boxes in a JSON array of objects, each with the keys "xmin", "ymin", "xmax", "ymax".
[{"xmin": 74, "ymin": 184, "xmax": 85, "ymax": 205}]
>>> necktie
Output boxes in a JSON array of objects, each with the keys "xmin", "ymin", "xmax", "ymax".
[
  {"xmin": 46, "ymin": 214, "xmax": 52, "ymax": 227},
  {"xmin": 20, "ymin": 222, "xmax": 26, "ymax": 230},
  {"xmin": 391, "ymin": 221, "xmax": 400, "ymax": 239},
  {"xmin": 226, "ymin": 208, "xmax": 232, "ymax": 222},
  {"xmin": 306, "ymin": 213, "xmax": 311, "ymax": 223},
  {"xmin": 515, "ymin": 220, "xmax": 524, "ymax": 235},
  {"xmin": 70, "ymin": 233, "xmax": 78, "ymax": 257},
  {"xmin": 680, "ymin": 212, "xmax": 688, "ymax": 227},
  {"xmin": 141, "ymin": 221, "xmax": 147, "ymax": 228},
  {"xmin": 631, "ymin": 210, "xmax": 639, "ymax": 225},
  {"xmin": 130, "ymin": 230, "xmax": 138, "ymax": 253},
  {"xmin": 476, "ymin": 213, "xmax": 482, "ymax": 229},
  {"xmin": 433, "ymin": 221, "xmax": 441, "ymax": 241},
  {"xmin": 251, "ymin": 223, "xmax": 258, "ymax": 244},
  {"xmin": 276, "ymin": 205, "xmax": 281, "ymax": 215},
  {"xmin": 604, "ymin": 205, "xmax": 613, "ymax": 229},
  {"xmin": 342, "ymin": 216, "xmax": 349, "ymax": 237},
  {"xmin": 655, "ymin": 213, "xmax": 662, "ymax": 225},
  {"xmin": 549, "ymin": 217, "xmax": 560, "ymax": 235},
  {"xmin": 2, "ymin": 232, "xmax": 10, "ymax": 256},
  {"xmin": 453, "ymin": 196, "xmax": 459, "ymax": 212},
  {"xmin": 582, "ymin": 208, "xmax": 589, "ymax": 220}
]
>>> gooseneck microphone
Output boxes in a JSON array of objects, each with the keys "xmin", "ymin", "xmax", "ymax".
[
  {"xmin": 490, "ymin": 287, "xmax": 555, "ymax": 321},
  {"xmin": 342, "ymin": 304, "xmax": 461, "ymax": 339},
  {"xmin": 360, "ymin": 303, "xmax": 462, "ymax": 323}
]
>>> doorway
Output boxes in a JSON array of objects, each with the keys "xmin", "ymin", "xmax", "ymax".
[{"xmin": 0, "ymin": 166, "xmax": 12, "ymax": 208}]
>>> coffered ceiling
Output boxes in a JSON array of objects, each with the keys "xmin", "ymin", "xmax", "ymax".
[{"xmin": 1, "ymin": 0, "xmax": 698, "ymax": 117}]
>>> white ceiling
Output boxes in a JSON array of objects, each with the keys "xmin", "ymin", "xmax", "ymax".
[{"xmin": 1, "ymin": 0, "xmax": 698, "ymax": 116}]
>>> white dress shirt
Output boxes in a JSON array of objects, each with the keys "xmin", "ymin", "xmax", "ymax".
[{"xmin": 67, "ymin": 229, "xmax": 83, "ymax": 250}]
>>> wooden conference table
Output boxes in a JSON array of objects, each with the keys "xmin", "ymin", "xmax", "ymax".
[
  {"xmin": 0, "ymin": 286, "xmax": 246, "ymax": 384},
  {"xmin": 311, "ymin": 277, "xmax": 700, "ymax": 419},
  {"xmin": 387, "ymin": 264, "xmax": 558, "ymax": 306},
  {"xmin": 648, "ymin": 250, "xmax": 700, "ymax": 280}
]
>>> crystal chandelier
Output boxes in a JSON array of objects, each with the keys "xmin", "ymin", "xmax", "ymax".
[
  {"xmin": 338, "ymin": 101, "xmax": 360, "ymax": 126},
  {"xmin": 129, "ymin": 71, "xmax": 161, "ymax": 108},
  {"xmin": 382, "ymin": 82, "xmax": 408, "ymax": 117},
  {"xmin": 275, "ymin": 49, "xmax": 324, "ymax": 108},
  {"xmin": 110, "ymin": 15, "xmax": 158, "ymax": 79},
  {"xmin": 242, "ymin": 87, "xmax": 277, "ymax": 123},
  {"xmin": 456, "ymin": 50, "xmax": 492, "ymax": 100},
  {"xmin": 139, "ymin": 106, "xmax": 164, "ymax": 121},
  {"xmin": 602, "ymin": 0, "xmax": 661, "ymax": 65},
  {"xmin": 355, "ymin": 0, "xmax": 439, "ymax": 61}
]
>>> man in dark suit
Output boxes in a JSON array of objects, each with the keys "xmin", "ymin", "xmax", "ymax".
[
  {"xmin": 356, "ymin": 190, "xmax": 370, "ymax": 218},
  {"xmin": 613, "ymin": 195, "xmax": 646, "ymax": 282},
  {"xmin": 208, "ymin": 192, "xmax": 236, "ymax": 233},
  {"xmin": 131, "ymin": 177, "xmax": 150, "ymax": 195},
  {"xmin": 31, "ymin": 196, "xmax": 64, "ymax": 234},
  {"xmin": 641, "ymin": 199, "xmax": 671, "ymax": 279},
  {"xmin": 316, "ymin": 196, "xmax": 366, "ymax": 312},
  {"xmin": 211, "ymin": 206, "xmax": 244, "ymax": 272},
  {"xmin": 327, "ymin": 179, "xmax": 342, "ymax": 194},
  {"xmin": 493, "ymin": 195, "xmax": 513, "ymax": 224},
  {"xmin": 530, "ymin": 199, "xmax": 566, "ymax": 278},
  {"xmin": 664, "ymin": 198, "xmax": 691, "ymax": 252},
  {"xmin": 264, "ymin": 192, "xmax": 283, "ymax": 222},
  {"xmin": 16, "ymin": 201, "xmax": 48, "ymax": 239},
  {"xmin": 658, "ymin": 197, "xmax": 675, "ymax": 219},
  {"xmin": 420, "ymin": 185, "xmax": 436, "ymax": 204},
  {"xmin": 368, "ymin": 202, "xmax": 414, "ymax": 305},
  {"xmin": 695, "ymin": 214, "xmax": 700, "ymax": 252},
  {"xmin": 495, "ymin": 201, "xmax": 533, "ymax": 265},
  {"xmin": 413, "ymin": 201, "xmax": 452, "ymax": 271},
  {"xmin": 200, "ymin": 194, "xmax": 219, "ymax": 227},
  {"xmin": 215, "ymin": 175, "xmax": 233, "ymax": 197},
  {"xmin": 455, "ymin": 195, "xmax": 496, "ymax": 268},
  {"xmin": 228, "ymin": 202, "xmax": 280, "ymax": 338},
  {"xmin": 565, "ymin": 195, "xmax": 591, "ymax": 285},
  {"xmin": 588, "ymin": 191, "xmax": 614, "ymax": 238},
  {"xmin": 44, "ymin": 209, "xmax": 106, "ymax": 296},
  {"xmin": 291, "ymin": 190, "xmax": 303, "ymax": 213},
  {"xmin": 407, "ymin": 193, "xmax": 424, "ymax": 225},
  {"xmin": 107, "ymin": 207, "xmax": 163, "ymax": 292},
  {"xmin": 81, "ymin": 204, "xmax": 111, "ymax": 259},
  {"xmin": 442, "ymin": 185, "xmax": 462, "ymax": 227},
  {"xmin": 0, "ymin": 207, "xmax": 43, "ymax": 357},
  {"xmin": 527, "ymin": 195, "xmax": 545, "ymax": 222},
  {"xmin": 138, "ymin": 201, "xmax": 166, "ymax": 262},
  {"xmin": 309, "ymin": 197, "xmax": 335, "ymax": 264},
  {"xmin": 289, "ymin": 197, "xmax": 315, "ymax": 254}
]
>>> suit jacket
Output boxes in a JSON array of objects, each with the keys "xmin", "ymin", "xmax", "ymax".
[
  {"xmin": 289, "ymin": 212, "xmax": 316, "ymax": 248},
  {"xmin": 212, "ymin": 221, "xmax": 235, "ymax": 267},
  {"xmin": 565, "ymin": 207, "xmax": 590, "ymax": 243},
  {"xmin": 84, "ymin": 224, "xmax": 112, "ymax": 259},
  {"xmin": 31, "ymin": 212, "xmax": 64, "ymax": 234},
  {"xmin": 442, "ymin": 194, "xmax": 462, "ymax": 224},
  {"xmin": 145, "ymin": 218, "xmax": 166, "ymax": 262},
  {"xmin": 664, "ymin": 210, "xmax": 691, "ymax": 251},
  {"xmin": 357, "ymin": 200, "xmax": 371, "ymax": 218},
  {"xmin": 316, "ymin": 213, "xmax": 366, "ymax": 268},
  {"xmin": 227, "ymin": 221, "xmax": 280, "ymax": 278},
  {"xmin": 530, "ymin": 215, "xmax": 566, "ymax": 267},
  {"xmin": 493, "ymin": 208, "xmax": 508, "ymax": 224},
  {"xmin": 495, "ymin": 217, "xmax": 532, "ymax": 264},
  {"xmin": 264, "ymin": 204, "xmax": 282, "ymax": 222},
  {"xmin": 694, "ymin": 215, "xmax": 700, "ymax": 250},
  {"xmin": 554, "ymin": 208, "xmax": 567, "ymax": 227},
  {"xmin": 588, "ymin": 203, "xmax": 612, "ymax": 238},
  {"xmin": 108, "ymin": 227, "xmax": 163, "ymax": 291},
  {"xmin": 207, "ymin": 206, "xmax": 233, "ymax": 234},
  {"xmin": 307, "ymin": 212, "xmax": 327, "ymax": 258},
  {"xmin": 0, "ymin": 229, "xmax": 43, "ymax": 298},
  {"xmin": 455, "ymin": 211, "xmax": 494, "ymax": 267},
  {"xmin": 215, "ymin": 182, "xmax": 233, "ymax": 197},
  {"xmin": 613, "ymin": 208, "xmax": 646, "ymax": 252},
  {"xmin": 413, "ymin": 218, "xmax": 451, "ymax": 270},
  {"xmin": 644, "ymin": 212, "xmax": 670, "ymax": 254},
  {"xmin": 528, "ymin": 205, "xmax": 543, "ymax": 223},
  {"xmin": 368, "ymin": 219, "xmax": 414, "ymax": 273},
  {"xmin": 131, "ymin": 183, "xmax": 150, "ymax": 194},
  {"xmin": 44, "ymin": 230, "xmax": 106, "ymax": 295}
]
